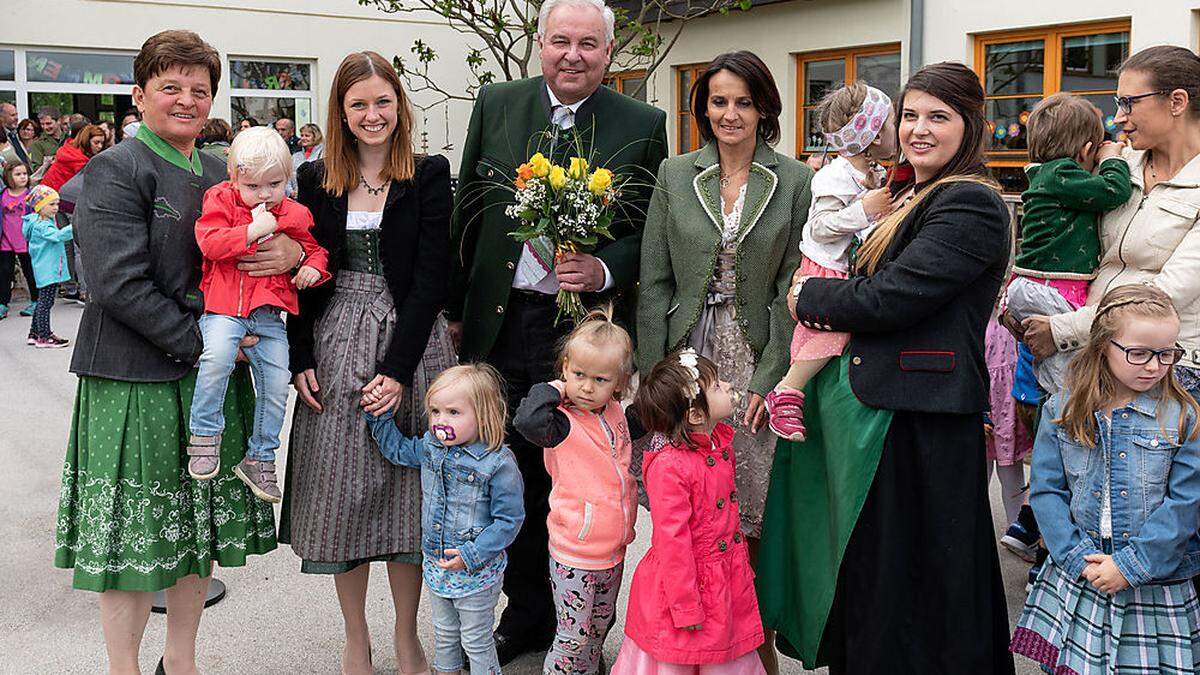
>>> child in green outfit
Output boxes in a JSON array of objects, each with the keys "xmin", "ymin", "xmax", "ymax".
[{"xmin": 1007, "ymin": 92, "xmax": 1133, "ymax": 394}]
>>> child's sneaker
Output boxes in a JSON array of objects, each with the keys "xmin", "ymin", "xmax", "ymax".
[
  {"xmin": 765, "ymin": 387, "xmax": 807, "ymax": 442},
  {"xmin": 35, "ymin": 335, "xmax": 70, "ymax": 349},
  {"xmin": 20, "ymin": 301, "xmax": 36, "ymax": 317},
  {"xmin": 233, "ymin": 457, "xmax": 282, "ymax": 503},
  {"xmin": 26, "ymin": 332, "xmax": 36, "ymax": 346},
  {"xmin": 186, "ymin": 434, "xmax": 221, "ymax": 480},
  {"xmin": 1000, "ymin": 520, "xmax": 1040, "ymax": 563}
]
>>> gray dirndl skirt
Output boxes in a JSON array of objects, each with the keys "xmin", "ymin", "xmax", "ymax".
[{"xmin": 280, "ymin": 270, "xmax": 456, "ymax": 568}]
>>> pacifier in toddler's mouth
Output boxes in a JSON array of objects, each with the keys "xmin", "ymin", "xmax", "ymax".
[{"xmin": 433, "ymin": 425, "xmax": 456, "ymax": 442}]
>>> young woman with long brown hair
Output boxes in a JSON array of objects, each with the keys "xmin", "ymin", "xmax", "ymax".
[
  {"xmin": 758, "ymin": 61, "xmax": 1016, "ymax": 673},
  {"xmin": 280, "ymin": 51, "xmax": 454, "ymax": 675}
]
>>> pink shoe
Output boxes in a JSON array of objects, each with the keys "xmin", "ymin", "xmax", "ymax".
[{"xmin": 766, "ymin": 388, "xmax": 807, "ymax": 442}]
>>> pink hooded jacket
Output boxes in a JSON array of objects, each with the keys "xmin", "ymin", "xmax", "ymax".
[{"xmin": 622, "ymin": 423, "xmax": 764, "ymax": 664}]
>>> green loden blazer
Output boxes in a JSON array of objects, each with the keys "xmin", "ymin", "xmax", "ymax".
[
  {"xmin": 449, "ymin": 76, "xmax": 669, "ymax": 361},
  {"xmin": 637, "ymin": 141, "xmax": 814, "ymax": 395}
]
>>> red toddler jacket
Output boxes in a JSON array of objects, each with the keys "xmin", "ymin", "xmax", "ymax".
[{"xmin": 195, "ymin": 181, "xmax": 329, "ymax": 316}]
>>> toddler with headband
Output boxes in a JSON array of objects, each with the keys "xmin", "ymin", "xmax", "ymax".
[{"xmin": 766, "ymin": 83, "xmax": 899, "ymax": 441}]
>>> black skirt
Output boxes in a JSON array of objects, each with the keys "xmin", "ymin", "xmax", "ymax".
[{"xmin": 817, "ymin": 409, "xmax": 1016, "ymax": 674}]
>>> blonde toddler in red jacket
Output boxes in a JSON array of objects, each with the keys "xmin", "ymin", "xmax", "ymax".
[
  {"xmin": 187, "ymin": 127, "xmax": 328, "ymax": 502},
  {"xmin": 612, "ymin": 348, "xmax": 765, "ymax": 675},
  {"xmin": 513, "ymin": 306, "xmax": 639, "ymax": 675}
]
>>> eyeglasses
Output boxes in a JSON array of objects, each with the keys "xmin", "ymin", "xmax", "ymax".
[
  {"xmin": 1113, "ymin": 90, "xmax": 1169, "ymax": 115},
  {"xmin": 1109, "ymin": 340, "xmax": 1186, "ymax": 366}
]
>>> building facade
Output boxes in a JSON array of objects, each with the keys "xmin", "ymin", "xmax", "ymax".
[{"xmin": 2, "ymin": 0, "xmax": 1199, "ymax": 192}]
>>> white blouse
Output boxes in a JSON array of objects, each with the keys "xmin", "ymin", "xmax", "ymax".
[{"xmin": 346, "ymin": 210, "xmax": 383, "ymax": 231}]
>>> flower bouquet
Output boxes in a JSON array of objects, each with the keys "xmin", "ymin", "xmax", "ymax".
[{"xmin": 505, "ymin": 150, "xmax": 622, "ymax": 325}]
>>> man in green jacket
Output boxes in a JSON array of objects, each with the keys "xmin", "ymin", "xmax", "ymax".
[
  {"xmin": 28, "ymin": 110, "xmax": 65, "ymax": 172},
  {"xmin": 448, "ymin": 0, "xmax": 667, "ymax": 663}
]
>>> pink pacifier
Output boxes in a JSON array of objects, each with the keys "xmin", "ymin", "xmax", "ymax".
[{"xmin": 433, "ymin": 425, "xmax": 456, "ymax": 442}]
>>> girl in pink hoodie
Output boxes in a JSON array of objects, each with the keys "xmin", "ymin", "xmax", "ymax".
[
  {"xmin": 514, "ymin": 307, "xmax": 639, "ymax": 675},
  {"xmin": 612, "ymin": 348, "xmax": 765, "ymax": 675}
]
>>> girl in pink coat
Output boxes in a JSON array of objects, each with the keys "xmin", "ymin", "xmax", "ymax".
[{"xmin": 613, "ymin": 348, "xmax": 765, "ymax": 675}]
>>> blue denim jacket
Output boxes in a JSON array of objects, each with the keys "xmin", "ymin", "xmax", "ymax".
[
  {"xmin": 1032, "ymin": 391, "xmax": 1200, "ymax": 587},
  {"xmin": 365, "ymin": 411, "xmax": 525, "ymax": 574}
]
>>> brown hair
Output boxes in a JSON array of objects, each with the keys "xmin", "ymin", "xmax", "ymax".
[
  {"xmin": 322, "ymin": 51, "xmax": 416, "ymax": 196},
  {"xmin": 200, "ymin": 118, "xmax": 233, "ymax": 145},
  {"xmin": 2, "ymin": 161, "xmax": 30, "ymax": 190},
  {"xmin": 557, "ymin": 305, "xmax": 635, "ymax": 399},
  {"xmin": 1026, "ymin": 93, "xmax": 1106, "ymax": 163},
  {"xmin": 17, "ymin": 118, "xmax": 37, "ymax": 137},
  {"xmin": 1119, "ymin": 45, "xmax": 1200, "ymax": 118},
  {"xmin": 1058, "ymin": 284, "xmax": 1200, "ymax": 447},
  {"xmin": 817, "ymin": 83, "xmax": 870, "ymax": 150},
  {"xmin": 133, "ymin": 30, "xmax": 222, "ymax": 94},
  {"xmin": 425, "ymin": 363, "xmax": 509, "ymax": 451},
  {"xmin": 634, "ymin": 350, "xmax": 720, "ymax": 447},
  {"xmin": 855, "ymin": 62, "xmax": 996, "ymax": 275},
  {"xmin": 691, "ymin": 51, "xmax": 782, "ymax": 146},
  {"xmin": 72, "ymin": 124, "xmax": 106, "ymax": 157}
]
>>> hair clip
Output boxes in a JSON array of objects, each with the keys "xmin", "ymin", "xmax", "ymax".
[{"xmin": 678, "ymin": 348, "xmax": 702, "ymax": 401}]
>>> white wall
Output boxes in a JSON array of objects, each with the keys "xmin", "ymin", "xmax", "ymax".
[{"xmin": 0, "ymin": 0, "xmax": 479, "ymax": 169}]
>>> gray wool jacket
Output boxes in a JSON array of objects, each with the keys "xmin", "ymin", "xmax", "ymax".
[
  {"xmin": 637, "ymin": 141, "xmax": 813, "ymax": 395},
  {"xmin": 69, "ymin": 135, "xmax": 226, "ymax": 382}
]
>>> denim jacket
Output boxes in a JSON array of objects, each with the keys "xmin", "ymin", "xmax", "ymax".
[
  {"xmin": 1032, "ymin": 391, "xmax": 1200, "ymax": 587},
  {"xmin": 365, "ymin": 411, "xmax": 525, "ymax": 574}
]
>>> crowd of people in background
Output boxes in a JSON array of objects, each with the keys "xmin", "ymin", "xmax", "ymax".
[{"xmin": 0, "ymin": 95, "xmax": 323, "ymax": 325}]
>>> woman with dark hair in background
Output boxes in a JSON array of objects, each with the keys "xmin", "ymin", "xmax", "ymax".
[
  {"xmin": 198, "ymin": 118, "xmax": 233, "ymax": 161},
  {"xmin": 758, "ymin": 61, "xmax": 1016, "ymax": 674}
]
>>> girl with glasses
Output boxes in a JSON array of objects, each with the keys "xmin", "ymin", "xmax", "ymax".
[{"xmin": 1012, "ymin": 283, "xmax": 1200, "ymax": 673}]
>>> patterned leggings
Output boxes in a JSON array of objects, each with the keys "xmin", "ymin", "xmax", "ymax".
[
  {"xmin": 31, "ymin": 284, "xmax": 57, "ymax": 338},
  {"xmin": 544, "ymin": 559, "xmax": 624, "ymax": 675}
]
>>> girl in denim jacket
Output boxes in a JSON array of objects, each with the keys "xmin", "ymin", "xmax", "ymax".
[
  {"xmin": 1011, "ymin": 284, "xmax": 1200, "ymax": 674},
  {"xmin": 366, "ymin": 363, "xmax": 525, "ymax": 675}
]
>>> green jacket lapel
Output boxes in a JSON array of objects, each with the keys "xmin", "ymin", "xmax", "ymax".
[
  {"xmin": 735, "ymin": 143, "xmax": 780, "ymax": 244},
  {"xmin": 692, "ymin": 143, "xmax": 724, "ymax": 237}
]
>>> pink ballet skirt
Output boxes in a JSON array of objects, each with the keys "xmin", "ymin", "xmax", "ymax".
[
  {"xmin": 984, "ymin": 318, "xmax": 1033, "ymax": 466},
  {"xmin": 611, "ymin": 638, "xmax": 766, "ymax": 675},
  {"xmin": 790, "ymin": 256, "xmax": 850, "ymax": 361}
]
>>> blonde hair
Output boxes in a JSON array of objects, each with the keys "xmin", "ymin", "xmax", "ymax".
[
  {"xmin": 425, "ymin": 364, "xmax": 508, "ymax": 451},
  {"xmin": 227, "ymin": 126, "xmax": 294, "ymax": 180},
  {"xmin": 1058, "ymin": 284, "xmax": 1200, "ymax": 447},
  {"xmin": 557, "ymin": 305, "xmax": 635, "ymax": 398},
  {"xmin": 816, "ymin": 82, "xmax": 886, "ymax": 163},
  {"xmin": 854, "ymin": 174, "xmax": 1000, "ymax": 275}
]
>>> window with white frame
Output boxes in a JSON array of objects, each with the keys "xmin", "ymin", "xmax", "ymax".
[
  {"xmin": 0, "ymin": 50, "xmax": 14, "ymax": 107},
  {"xmin": 229, "ymin": 58, "xmax": 315, "ymax": 128}
]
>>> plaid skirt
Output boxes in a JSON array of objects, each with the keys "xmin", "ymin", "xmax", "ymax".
[{"xmin": 1011, "ymin": 557, "xmax": 1200, "ymax": 674}]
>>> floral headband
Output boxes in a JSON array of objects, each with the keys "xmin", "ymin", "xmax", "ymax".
[
  {"xmin": 678, "ymin": 348, "xmax": 702, "ymax": 401},
  {"xmin": 823, "ymin": 85, "xmax": 892, "ymax": 157}
]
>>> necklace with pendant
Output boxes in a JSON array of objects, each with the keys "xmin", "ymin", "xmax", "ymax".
[
  {"xmin": 719, "ymin": 162, "xmax": 751, "ymax": 189},
  {"xmin": 360, "ymin": 177, "xmax": 387, "ymax": 196}
]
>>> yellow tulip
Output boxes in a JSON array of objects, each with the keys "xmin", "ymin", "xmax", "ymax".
[
  {"xmin": 549, "ymin": 165, "xmax": 567, "ymax": 190},
  {"xmin": 588, "ymin": 168, "xmax": 614, "ymax": 195},
  {"xmin": 528, "ymin": 152, "xmax": 551, "ymax": 178},
  {"xmin": 568, "ymin": 157, "xmax": 589, "ymax": 180}
]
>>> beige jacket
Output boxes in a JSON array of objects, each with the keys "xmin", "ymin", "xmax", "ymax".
[{"xmin": 1049, "ymin": 146, "xmax": 1200, "ymax": 367}]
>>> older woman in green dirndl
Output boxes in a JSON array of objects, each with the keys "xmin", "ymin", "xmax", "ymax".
[{"xmin": 54, "ymin": 30, "xmax": 305, "ymax": 674}]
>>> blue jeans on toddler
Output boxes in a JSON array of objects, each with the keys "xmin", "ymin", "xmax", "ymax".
[
  {"xmin": 189, "ymin": 307, "xmax": 290, "ymax": 462},
  {"xmin": 430, "ymin": 582, "xmax": 503, "ymax": 675}
]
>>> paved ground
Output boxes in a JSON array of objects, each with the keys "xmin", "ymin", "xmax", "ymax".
[{"xmin": 0, "ymin": 299, "xmax": 1040, "ymax": 674}]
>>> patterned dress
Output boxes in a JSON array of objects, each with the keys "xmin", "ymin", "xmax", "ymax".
[
  {"xmin": 687, "ymin": 185, "xmax": 779, "ymax": 538},
  {"xmin": 279, "ymin": 217, "xmax": 457, "ymax": 572}
]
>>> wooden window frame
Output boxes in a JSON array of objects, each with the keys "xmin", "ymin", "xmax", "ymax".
[
  {"xmin": 973, "ymin": 19, "xmax": 1131, "ymax": 168},
  {"xmin": 675, "ymin": 62, "xmax": 708, "ymax": 154},
  {"xmin": 795, "ymin": 43, "xmax": 901, "ymax": 157},
  {"xmin": 605, "ymin": 69, "xmax": 647, "ymax": 100}
]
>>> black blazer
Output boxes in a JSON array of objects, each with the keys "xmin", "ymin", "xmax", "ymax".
[
  {"xmin": 287, "ymin": 155, "xmax": 452, "ymax": 386},
  {"xmin": 794, "ymin": 180, "xmax": 1010, "ymax": 414}
]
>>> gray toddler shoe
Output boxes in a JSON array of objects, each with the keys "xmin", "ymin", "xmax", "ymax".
[
  {"xmin": 233, "ymin": 458, "xmax": 282, "ymax": 503},
  {"xmin": 187, "ymin": 434, "xmax": 221, "ymax": 480}
]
